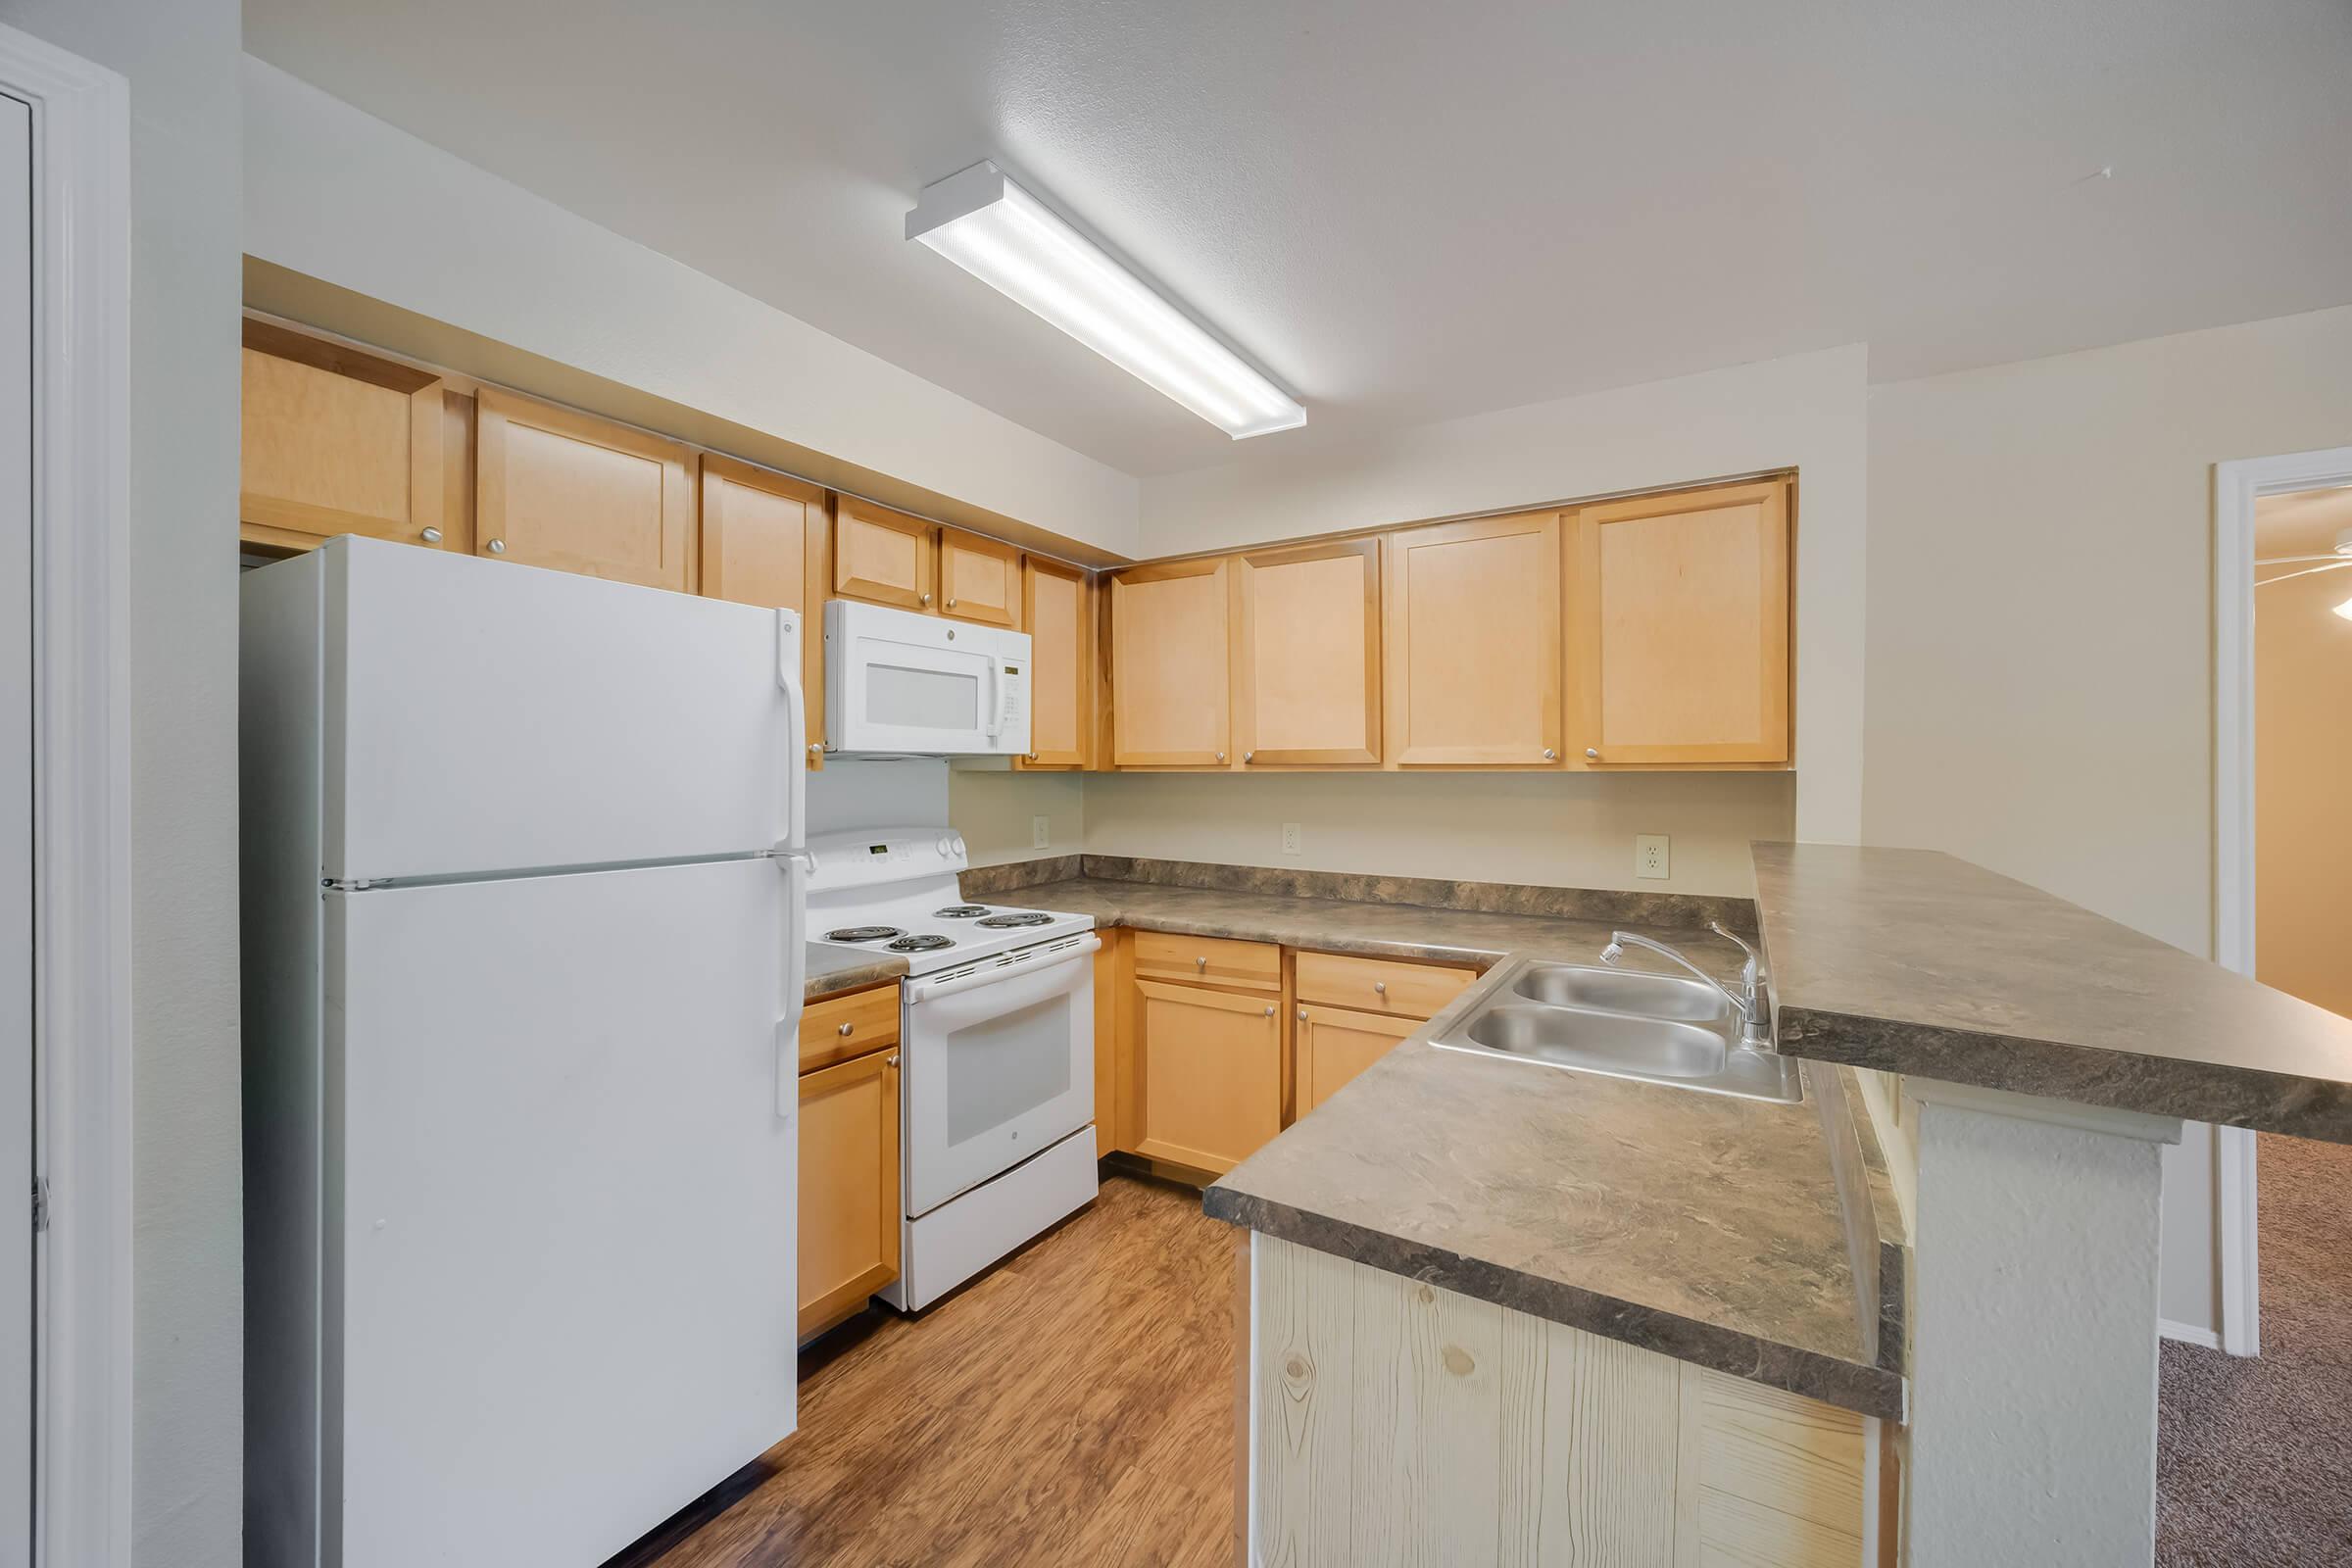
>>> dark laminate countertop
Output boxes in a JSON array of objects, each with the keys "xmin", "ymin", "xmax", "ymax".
[
  {"xmin": 805, "ymin": 943, "xmax": 907, "ymax": 1002},
  {"xmin": 1754, "ymin": 842, "xmax": 2352, "ymax": 1144},
  {"xmin": 995, "ymin": 870, "xmax": 1902, "ymax": 1419}
]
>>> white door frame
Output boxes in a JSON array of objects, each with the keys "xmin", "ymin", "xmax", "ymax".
[
  {"xmin": 0, "ymin": 24, "xmax": 131, "ymax": 1568},
  {"xmin": 2212, "ymin": 443, "xmax": 2352, "ymax": 1360}
]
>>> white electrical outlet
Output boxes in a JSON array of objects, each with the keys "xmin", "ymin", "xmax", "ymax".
[
  {"xmin": 1032, "ymin": 814, "xmax": 1051, "ymax": 850},
  {"xmin": 1635, "ymin": 834, "xmax": 1670, "ymax": 880},
  {"xmin": 1281, "ymin": 821, "xmax": 1302, "ymax": 855}
]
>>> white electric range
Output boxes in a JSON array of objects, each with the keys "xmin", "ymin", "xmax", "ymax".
[{"xmin": 806, "ymin": 828, "xmax": 1100, "ymax": 1310}]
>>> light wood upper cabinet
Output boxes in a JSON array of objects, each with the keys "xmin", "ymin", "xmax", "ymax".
[
  {"xmin": 939, "ymin": 526, "xmax": 1022, "ymax": 628},
  {"xmin": 1110, "ymin": 558, "xmax": 1232, "ymax": 766},
  {"xmin": 240, "ymin": 320, "xmax": 448, "ymax": 555},
  {"xmin": 475, "ymin": 387, "xmax": 697, "ymax": 591},
  {"xmin": 796, "ymin": 1042, "xmax": 901, "ymax": 1341},
  {"xmin": 1132, "ymin": 978, "xmax": 1284, "ymax": 1175},
  {"xmin": 833, "ymin": 498, "xmax": 937, "ymax": 611},
  {"xmin": 1383, "ymin": 512, "xmax": 1565, "ymax": 767},
  {"xmin": 1236, "ymin": 538, "xmax": 1382, "ymax": 766},
  {"xmin": 1569, "ymin": 479, "xmax": 1790, "ymax": 766},
  {"xmin": 701, "ymin": 454, "xmax": 831, "ymax": 770},
  {"xmin": 1020, "ymin": 556, "xmax": 1092, "ymax": 768}
]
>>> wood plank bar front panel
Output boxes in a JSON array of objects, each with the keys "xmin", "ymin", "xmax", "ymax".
[
  {"xmin": 474, "ymin": 387, "xmax": 696, "ymax": 590},
  {"xmin": 1383, "ymin": 512, "xmax": 1566, "ymax": 767},
  {"xmin": 1571, "ymin": 480, "xmax": 1790, "ymax": 766},
  {"xmin": 241, "ymin": 321, "xmax": 447, "ymax": 552},
  {"xmin": 700, "ymin": 454, "xmax": 829, "ymax": 769},
  {"xmin": 796, "ymin": 1047, "xmax": 901, "ymax": 1340},
  {"xmin": 1020, "ymin": 557, "xmax": 1092, "ymax": 768},
  {"xmin": 1250, "ymin": 1235, "xmax": 1869, "ymax": 1568},
  {"xmin": 1109, "ymin": 558, "xmax": 1231, "ymax": 766},
  {"xmin": 1235, "ymin": 537, "xmax": 1382, "ymax": 766},
  {"xmin": 938, "ymin": 526, "xmax": 1022, "ymax": 627},
  {"xmin": 833, "ymin": 497, "xmax": 937, "ymax": 611}
]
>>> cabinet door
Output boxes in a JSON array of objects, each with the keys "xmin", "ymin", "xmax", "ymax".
[
  {"xmin": 1235, "ymin": 538, "xmax": 1381, "ymax": 765},
  {"xmin": 1383, "ymin": 512, "xmax": 1564, "ymax": 766},
  {"xmin": 702, "ymin": 454, "xmax": 830, "ymax": 770},
  {"xmin": 797, "ymin": 1046, "xmax": 901, "ymax": 1340},
  {"xmin": 1570, "ymin": 480, "xmax": 1790, "ymax": 765},
  {"xmin": 1110, "ymin": 558, "xmax": 1231, "ymax": 766},
  {"xmin": 1133, "ymin": 979, "xmax": 1284, "ymax": 1175},
  {"xmin": 939, "ymin": 526, "xmax": 1022, "ymax": 628},
  {"xmin": 1020, "ymin": 556, "xmax": 1092, "ymax": 768},
  {"xmin": 240, "ymin": 320, "xmax": 447, "ymax": 555},
  {"xmin": 475, "ymin": 387, "xmax": 696, "ymax": 591},
  {"xmin": 833, "ymin": 498, "xmax": 937, "ymax": 611},
  {"xmin": 1297, "ymin": 1004, "xmax": 1417, "ymax": 1114}
]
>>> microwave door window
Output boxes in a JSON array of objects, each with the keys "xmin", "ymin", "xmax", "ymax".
[{"xmin": 866, "ymin": 660, "xmax": 981, "ymax": 730}]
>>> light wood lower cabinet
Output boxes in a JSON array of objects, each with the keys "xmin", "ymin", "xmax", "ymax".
[
  {"xmin": 796, "ymin": 1042, "xmax": 901, "ymax": 1342},
  {"xmin": 1249, "ymin": 1235, "xmax": 1876, "ymax": 1567},
  {"xmin": 1132, "ymin": 978, "xmax": 1285, "ymax": 1175},
  {"xmin": 1296, "ymin": 1004, "xmax": 1419, "ymax": 1115}
]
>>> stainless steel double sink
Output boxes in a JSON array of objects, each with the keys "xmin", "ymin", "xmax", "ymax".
[{"xmin": 1429, "ymin": 956, "xmax": 1804, "ymax": 1104}]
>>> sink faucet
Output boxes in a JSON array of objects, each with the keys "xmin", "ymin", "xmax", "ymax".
[{"xmin": 1598, "ymin": 923, "xmax": 1775, "ymax": 1050}]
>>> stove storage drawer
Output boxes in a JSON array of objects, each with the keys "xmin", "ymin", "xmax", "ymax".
[
  {"xmin": 1132, "ymin": 931, "xmax": 1281, "ymax": 994},
  {"xmin": 800, "ymin": 983, "xmax": 903, "ymax": 1074}
]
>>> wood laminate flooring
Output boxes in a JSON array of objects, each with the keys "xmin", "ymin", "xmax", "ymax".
[{"xmin": 612, "ymin": 1173, "xmax": 1238, "ymax": 1568}]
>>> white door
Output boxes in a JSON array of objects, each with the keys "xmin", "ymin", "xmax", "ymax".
[
  {"xmin": 326, "ymin": 539, "xmax": 804, "ymax": 881},
  {"xmin": 0, "ymin": 87, "xmax": 34, "ymax": 1568},
  {"xmin": 329, "ymin": 858, "xmax": 795, "ymax": 1568}
]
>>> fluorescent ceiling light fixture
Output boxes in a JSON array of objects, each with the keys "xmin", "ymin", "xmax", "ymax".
[
  {"xmin": 907, "ymin": 162, "xmax": 1304, "ymax": 440},
  {"xmin": 2335, "ymin": 596, "xmax": 2352, "ymax": 622}
]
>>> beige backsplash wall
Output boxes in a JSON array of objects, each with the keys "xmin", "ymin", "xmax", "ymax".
[
  {"xmin": 1070, "ymin": 770, "xmax": 1792, "ymax": 896},
  {"xmin": 947, "ymin": 765, "xmax": 1088, "ymax": 867}
]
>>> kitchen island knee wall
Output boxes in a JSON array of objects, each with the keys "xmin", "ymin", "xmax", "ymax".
[{"xmin": 949, "ymin": 765, "xmax": 1795, "ymax": 900}]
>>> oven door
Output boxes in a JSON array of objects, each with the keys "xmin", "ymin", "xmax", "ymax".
[{"xmin": 902, "ymin": 935, "xmax": 1099, "ymax": 1218}]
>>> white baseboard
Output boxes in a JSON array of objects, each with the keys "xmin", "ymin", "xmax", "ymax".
[{"xmin": 2161, "ymin": 1317, "xmax": 2223, "ymax": 1351}]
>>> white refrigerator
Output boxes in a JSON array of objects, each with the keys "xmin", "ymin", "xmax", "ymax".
[{"xmin": 241, "ymin": 537, "xmax": 808, "ymax": 1568}]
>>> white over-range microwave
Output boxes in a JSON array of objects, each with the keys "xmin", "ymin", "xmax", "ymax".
[{"xmin": 823, "ymin": 599, "xmax": 1032, "ymax": 757}]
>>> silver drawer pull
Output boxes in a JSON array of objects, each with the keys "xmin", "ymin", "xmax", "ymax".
[
  {"xmin": 1373, "ymin": 981, "xmax": 1387, "ymax": 995},
  {"xmin": 486, "ymin": 538, "xmax": 506, "ymax": 555},
  {"xmin": 1195, "ymin": 956, "xmax": 1208, "ymax": 971},
  {"xmin": 420, "ymin": 525, "xmax": 443, "ymax": 544},
  {"xmin": 837, "ymin": 1022, "xmax": 855, "ymax": 1037},
  {"xmin": 1262, "ymin": 1005, "xmax": 1275, "ymax": 1017}
]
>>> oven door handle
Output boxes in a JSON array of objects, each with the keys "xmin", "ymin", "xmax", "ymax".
[{"xmin": 906, "ymin": 933, "xmax": 1101, "ymax": 1005}]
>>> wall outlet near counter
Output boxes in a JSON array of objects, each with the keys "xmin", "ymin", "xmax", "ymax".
[
  {"xmin": 1032, "ymin": 814, "xmax": 1051, "ymax": 850},
  {"xmin": 1635, "ymin": 834, "xmax": 1670, "ymax": 880},
  {"xmin": 1281, "ymin": 821, "xmax": 1302, "ymax": 855}
]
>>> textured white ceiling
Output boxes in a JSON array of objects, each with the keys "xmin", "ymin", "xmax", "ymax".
[{"xmin": 243, "ymin": 0, "xmax": 2352, "ymax": 477}]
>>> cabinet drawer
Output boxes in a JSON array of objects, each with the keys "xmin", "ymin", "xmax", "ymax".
[
  {"xmin": 799, "ymin": 984, "xmax": 902, "ymax": 1073},
  {"xmin": 1133, "ymin": 931, "xmax": 1282, "ymax": 993},
  {"xmin": 1294, "ymin": 951, "xmax": 1476, "ymax": 1020}
]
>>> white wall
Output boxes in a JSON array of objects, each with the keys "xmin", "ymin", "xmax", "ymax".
[
  {"xmin": 240, "ymin": 56, "xmax": 1142, "ymax": 559},
  {"xmin": 1137, "ymin": 344, "xmax": 1871, "ymax": 846},
  {"xmin": 0, "ymin": 1, "xmax": 244, "ymax": 1563},
  {"xmin": 1865, "ymin": 301, "xmax": 2352, "ymax": 1339},
  {"xmin": 1082, "ymin": 771, "xmax": 1791, "ymax": 897}
]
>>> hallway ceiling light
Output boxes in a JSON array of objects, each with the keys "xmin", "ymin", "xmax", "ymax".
[{"xmin": 906, "ymin": 162, "xmax": 1305, "ymax": 441}]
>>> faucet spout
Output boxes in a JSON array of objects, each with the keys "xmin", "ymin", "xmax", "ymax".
[{"xmin": 1600, "ymin": 930, "xmax": 1775, "ymax": 1051}]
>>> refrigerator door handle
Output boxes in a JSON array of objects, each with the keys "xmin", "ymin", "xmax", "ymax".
[{"xmin": 775, "ymin": 611, "xmax": 808, "ymax": 851}]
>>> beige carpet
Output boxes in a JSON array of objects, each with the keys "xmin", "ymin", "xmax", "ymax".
[{"xmin": 2158, "ymin": 1133, "xmax": 2352, "ymax": 1565}]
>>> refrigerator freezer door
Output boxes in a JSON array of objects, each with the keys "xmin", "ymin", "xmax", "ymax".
[
  {"xmin": 323, "ymin": 537, "xmax": 795, "ymax": 881},
  {"xmin": 327, "ymin": 858, "xmax": 793, "ymax": 1568}
]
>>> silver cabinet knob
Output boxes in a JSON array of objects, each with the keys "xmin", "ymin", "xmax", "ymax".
[
  {"xmin": 1262, "ymin": 1005, "xmax": 1276, "ymax": 1017},
  {"xmin": 420, "ymin": 526, "xmax": 443, "ymax": 544},
  {"xmin": 946, "ymin": 597, "xmax": 957, "ymax": 609},
  {"xmin": 808, "ymin": 742, "xmax": 823, "ymax": 757},
  {"xmin": 1586, "ymin": 748, "xmax": 1600, "ymax": 760},
  {"xmin": 1297, "ymin": 1008, "xmax": 1306, "ymax": 1021},
  {"xmin": 837, "ymin": 1022, "xmax": 854, "ymax": 1037},
  {"xmin": 486, "ymin": 538, "xmax": 507, "ymax": 555},
  {"xmin": 918, "ymin": 591, "xmax": 932, "ymax": 607},
  {"xmin": 1215, "ymin": 752, "xmax": 1227, "ymax": 763},
  {"xmin": 885, "ymin": 1054, "xmax": 899, "ymax": 1067},
  {"xmin": 1244, "ymin": 751, "xmax": 1254, "ymax": 763},
  {"xmin": 1374, "ymin": 981, "xmax": 1387, "ymax": 995},
  {"xmin": 1543, "ymin": 748, "xmax": 1557, "ymax": 760},
  {"xmin": 1195, "ymin": 956, "xmax": 1208, "ymax": 972},
  {"xmin": 1026, "ymin": 753, "xmax": 1039, "ymax": 762}
]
